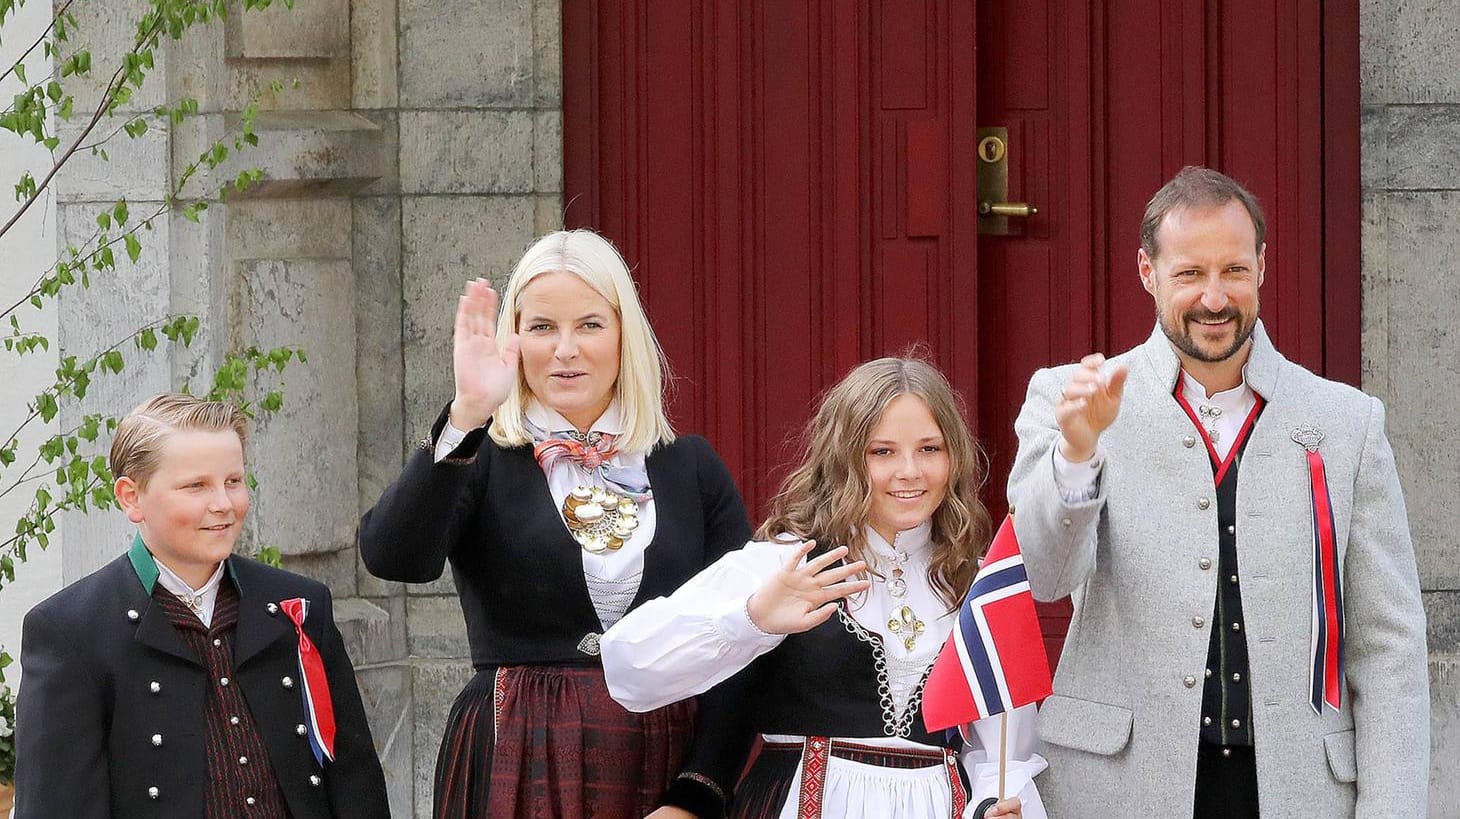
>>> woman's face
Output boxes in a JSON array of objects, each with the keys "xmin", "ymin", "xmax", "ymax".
[
  {"xmin": 864, "ymin": 393, "xmax": 950, "ymax": 544},
  {"xmin": 516, "ymin": 271, "xmax": 622, "ymax": 431}
]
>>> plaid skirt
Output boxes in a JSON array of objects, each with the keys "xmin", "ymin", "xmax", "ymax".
[{"xmin": 433, "ymin": 665, "xmax": 697, "ymax": 819}]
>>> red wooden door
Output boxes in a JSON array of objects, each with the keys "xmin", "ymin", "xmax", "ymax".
[
  {"xmin": 564, "ymin": 0, "xmax": 980, "ymax": 511},
  {"xmin": 563, "ymin": 0, "xmax": 1359, "ymax": 666}
]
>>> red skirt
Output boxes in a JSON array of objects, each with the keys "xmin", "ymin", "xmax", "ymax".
[{"xmin": 433, "ymin": 665, "xmax": 697, "ymax": 819}]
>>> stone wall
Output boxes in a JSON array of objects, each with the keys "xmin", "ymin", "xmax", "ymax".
[{"xmin": 1360, "ymin": 1, "xmax": 1460, "ymax": 814}]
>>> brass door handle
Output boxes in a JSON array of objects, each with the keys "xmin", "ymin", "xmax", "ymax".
[{"xmin": 978, "ymin": 201, "xmax": 1038, "ymax": 218}]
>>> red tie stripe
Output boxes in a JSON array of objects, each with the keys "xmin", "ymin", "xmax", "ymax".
[
  {"xmin": 1305, "ymin": 451, "xmax": 1344, "ymax": 712},
  {"xmin": 278, "ymin": 598, "xmax": 338, "ymax": 763}
]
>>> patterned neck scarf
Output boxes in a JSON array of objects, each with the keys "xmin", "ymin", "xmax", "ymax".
[{"xmin": 526, "ymin": 419, "xmax": 653, "ymax": 502}]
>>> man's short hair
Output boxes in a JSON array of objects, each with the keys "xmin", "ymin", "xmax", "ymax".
[
  {"xmin": 1141, "ymin": 166, "xmax": 1266, "ymax": 259},
  {"xmin": 110, "ymin": 393, "xmax": 249, "ymax": 487}
]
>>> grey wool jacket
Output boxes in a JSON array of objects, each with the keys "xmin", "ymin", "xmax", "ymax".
[{"xmin": 1008, "ymin": 322, "xmax": 1429, "ymax": 817}]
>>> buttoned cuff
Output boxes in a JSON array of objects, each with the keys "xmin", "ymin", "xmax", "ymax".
[{"xmin": 1052, "ymin": 445, "xmax": 1104, "ymax": 503}]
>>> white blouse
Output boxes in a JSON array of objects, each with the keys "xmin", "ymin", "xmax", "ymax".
[
  {"xmin": 599, "ymin": 522, "xmax": 1047, "ymax": 818},
  {"xmin": 435, "ymin": 399, "xmax": 656, "ymax": 630}
]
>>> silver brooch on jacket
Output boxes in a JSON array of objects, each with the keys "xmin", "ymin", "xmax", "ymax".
[{"xmin": 1291, "ymin": 424, "xmax": 1324, "ymax": 453}]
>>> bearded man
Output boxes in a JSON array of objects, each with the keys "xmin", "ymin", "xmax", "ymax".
[{"xmin": 1007, "ymin": 166, "xmax": 1428, "ymax": 817}]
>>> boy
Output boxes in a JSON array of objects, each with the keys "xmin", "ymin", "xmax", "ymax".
[{"xmin": 13, "ymin": 394, "xmax": 389, "ymax": 818}]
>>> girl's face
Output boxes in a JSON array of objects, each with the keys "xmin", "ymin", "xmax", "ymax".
[{"xmin": 864, "ymin": 393, "xmax": 950, "ymax": 544}]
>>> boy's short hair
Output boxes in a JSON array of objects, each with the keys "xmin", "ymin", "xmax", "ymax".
[{"xmin": 110, "ymin": 393, "xmax": 249, "ymax": 487}]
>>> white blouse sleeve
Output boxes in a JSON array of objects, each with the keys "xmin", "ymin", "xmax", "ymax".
[
  {"xmin": 958, "ymin": 702, "xmax": 1049, "ymax": 819},
  {"xmin": 599, "ymin": 539, "xmax": 796, "ymax": 712}
]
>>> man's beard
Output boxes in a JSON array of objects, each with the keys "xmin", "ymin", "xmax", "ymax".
[{"xmin": 1159, "ymin": 306, "xmax": 1256, "ymax": 363}]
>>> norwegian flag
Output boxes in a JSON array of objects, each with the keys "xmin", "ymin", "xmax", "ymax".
[{"xmin": 923, "ymin": 515, "xmax": 1052, "ymax": 732}]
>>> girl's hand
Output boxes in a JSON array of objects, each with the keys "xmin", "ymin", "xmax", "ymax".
[{"xmin": 746, "ymin": 541, "xmax": 870, "ymax": 634}]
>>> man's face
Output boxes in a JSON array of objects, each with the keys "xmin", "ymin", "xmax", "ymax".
[{"xmin": 1138, "ymin": 200, "xmax": 1265, "ymax": 365}]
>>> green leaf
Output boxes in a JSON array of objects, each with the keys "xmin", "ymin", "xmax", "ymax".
[
  {"xmin": 124, "ymin": 232, "xmax": 142, "ymax": 263},
  {"xmin": 37, "ymin": 392, "xmax": 58, "ymax": 423},
  {"xmin": 114, "ymin": 200, "xmax": 129, "ymax": 225},
  {"xmin": 15, "ymin": 64, "xmax": 26, "ymax": 85},
  {"xmin": 96, "ymin": 211, "xmax": 112, "ymax": 230}
]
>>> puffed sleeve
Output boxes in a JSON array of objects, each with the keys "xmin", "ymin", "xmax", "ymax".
[
  {"xmin": 600, "ymin": 540, "xmax": 792, "ymax": 712},
  {"xmin": 958, "ymin": 703, "xmax": 1049, "ymax": 819}
]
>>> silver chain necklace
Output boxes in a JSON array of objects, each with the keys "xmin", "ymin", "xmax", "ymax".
[{"xmin": 838, "ymin": 608, "xmax": 933, "ymax": 737}]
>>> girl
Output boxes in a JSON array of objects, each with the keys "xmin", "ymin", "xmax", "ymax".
[{"xmin": 601, "ymin": 357, "xmax": 1046, "ymax": 819}]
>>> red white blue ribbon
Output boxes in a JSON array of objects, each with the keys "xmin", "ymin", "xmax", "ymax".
[
  {"xmin": 1302, "ymin": 447, "xmax": 1345, "ymax": 713},
  {"xmin": 279, "ymin": 597, "xmax": 337, "ymax": 764}
]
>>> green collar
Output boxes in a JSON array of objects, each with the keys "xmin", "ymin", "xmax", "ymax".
[{"xmin": 127, "ymin": 532, "xmax": 240, "ymax": 593}]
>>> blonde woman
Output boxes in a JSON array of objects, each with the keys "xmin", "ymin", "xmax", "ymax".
[
  {"xmin": 601, "ymin": 357, "xmax": 1046, "ymax": 819},
  {"xmin": 360, "ymin": 229, "xmax": 752, "ymax": 819}
]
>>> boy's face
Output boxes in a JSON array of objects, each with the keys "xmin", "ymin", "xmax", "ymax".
[{"xmin": 115, "ymin": 429, "xmax": 250, "ymax": 582}]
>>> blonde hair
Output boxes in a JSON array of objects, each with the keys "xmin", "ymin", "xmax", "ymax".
[
  {"xmin": 110, "ymin": 393, "xmax": 249, "ymax": 488},
  {"xmin": 488, "ymin": 229, "xmax": 675, "ymax": 453},
  {"xmin": 756, "ymin": 357, "xmax": 991, "ymax": 610}
]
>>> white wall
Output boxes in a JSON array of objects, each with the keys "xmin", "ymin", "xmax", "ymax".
[{"xmin": 0, "ymin": 0, "xmax": 63, "ymax": 691}]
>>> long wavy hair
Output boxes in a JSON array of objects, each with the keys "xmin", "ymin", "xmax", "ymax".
[{"xmin": 755, "ymin": 357, "xmax": 992, "ymax": 610}]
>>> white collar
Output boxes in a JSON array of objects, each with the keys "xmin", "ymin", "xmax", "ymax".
[
  {"xmin": 154, "ymin": 557, "xmax": 226, "ymax": 625},
  {"xmin": 526, "ymin": 398, "xmax": 625, "ymax": 436},
  {"xmin": 863, "ymin": 520, "xmax": 934, "ymax": 559},
  {"xmin": 1180, "ymin": 365, "xmax": 1253, "ymax": 411}
]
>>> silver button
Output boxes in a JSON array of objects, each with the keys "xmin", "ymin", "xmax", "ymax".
[
  {"xmin": 127, "ymin": 609, "xmax": 141, "ymax": 622},
  {"xmin": 1203, "ymin": 716, "xmax": 1212, "ymax": 725},
  {"xmin": 230, "ymin": 716, "xmax": 240, "ymax": 726},
  {"xmin": 220, "ymin": 676, "xmax": 230, "ymax": 686},
  {"xmin": 246, "ymin": 797, "xmax": 257, "ymax": 806},
  {"xmin": 1204, "ymin": 668, "xmax": 1212, "ymax": 678},
  {"xmin": 296, "ymin": 724, "xmax": 308, "ymax": 736},
  {"xmin": 1199, "ymin": 557, "xmax": 1212, "ymax": 570},
  {"xmin": 1197, "ymin": 497, "xmax": 1211, "ymax": 510},
  {"xmin": 1183, "ymin": 435, "xmax": 1196, "ymax": 448},
  {"xmin": 1232, "ymin": 622, "xmax": 1242, "ymax": 631},
  {"xmin": 1183, "ymin": 675, "xmax": 1197, "ymax": 688},
  {"xmin": 1226, "ymin": 524, "xmax": 1235, "ymax": 535},
  {"xmin": 267, "ymin": 603, "xmax": 280, "ymax": 615},
  {"xmin": 1192, "ymin": 616, "xmax": 1205, "ymax": 628},
  {"xmin": 309, "ymin": 775, "xmax": 322, "ymax": 787},
  {"xmin": 1060, "ymin": 517, "xmax": 1072, "ymax": 528},
  {"xmin": 239, "ymin": 755, "xmax": 249, "ymax": 765},
  {"xmin": 1231, "ymin": 719, "xmax": 1241, "ymax": 729},
  {"xmin": 148, "ymin": 786, "xmax": 159, "ymax": 799},
  {"xmin": 151, "ymin": 733, "xmax": 163, "ymax": 747},
  {"xmin": 1222, "ymin": 748, "xmax": 1232, "ymax": 757},
  {"xmin": 1229, "ymin": 574, "xmax": 1238, "ymax": 585},
  {"xmin": 149, "ymin": 681, "xmax": 162, "ymax": 694},
  {"xmin": 213, "ymin": 638, "xmax": 222, "ymax": 647},
  {"xmin": 1232, "ymin": 672, "xmax": 1242, "ymax": 682},
  {"xmin": 282, "ymin": 676, "xmax": 294, "ymax": 689}
]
